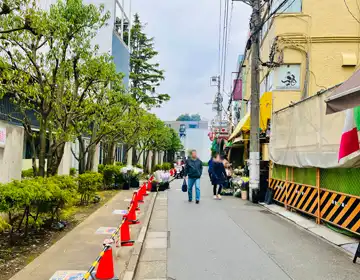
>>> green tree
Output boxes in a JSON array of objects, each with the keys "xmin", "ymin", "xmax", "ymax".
[
  {"xmin": 0, "ymin": 0, "xmax": 110, "ymax": 176},
  {"xmin": 129, "ymin": 13, "xmax": 169, "ymax": 108},
  {"xmin": 176, "ymin": 114, "xmax": 201, "ymax": 121}
]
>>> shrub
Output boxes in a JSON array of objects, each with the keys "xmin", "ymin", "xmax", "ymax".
[
  {"xmin": 0, "ymin": 176, "xmax": 78, "ymax": 244},
  {"xmin": 115, "ymin": 162, "xmax": 125, "ymax": 167},
  {"xmin": 135, "ymin": 163, "xmax": 143, "ymax": 169},
  {"xmin": 21, "ymin": 168, "xmax": 35, "ymax": 178},
  {"xmin": 103, "ymin": 165, "xmax": 120, "ymax": 187},
  {"xmin": 162, "ymin": 163, "xmax": 172, "ymax": 171},
  {"xmin": 78, "ymin": 172, "xmax": 103, "ymax": 204},
  {"xmin": 69, "ymin": 168, "xmax": 77, "ymax": 176},
  {"xmin": 202, "ymin": 162, "xmax": 209, "ymax": 166},
  {"xmin": 152, "ymin": 164, "xmax": 162, "ymax": 172},
  {"xmin": 98, "ymin": 164, "xmax": 104, "ymax": 174}
]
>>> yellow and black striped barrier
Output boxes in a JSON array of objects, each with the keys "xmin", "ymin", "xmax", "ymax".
[
  {"xmin": 82, "ymin": 245, "xmax": 109, "ymax": 280},
  {"xmin": 268, "ymin": 178, "xmax": 360, "ymax": 235}
]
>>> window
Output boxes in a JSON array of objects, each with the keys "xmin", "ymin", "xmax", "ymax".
[
  {"xmin": 271, "ymin": 0, "xmax": 302, "ymax": 14},
  {"xmin": 188, "ymin": 124, "xmax": 198, "ymax": 129}
]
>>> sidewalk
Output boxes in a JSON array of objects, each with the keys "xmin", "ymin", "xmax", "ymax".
[
  {"xmin": 134, "ymin": 191, "xmax": 168, "ymax": 280},
  {"xmin": 10, "ymin": 190, "xmax": 154, "ymax": 280}
]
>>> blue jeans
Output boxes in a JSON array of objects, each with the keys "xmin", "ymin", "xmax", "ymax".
[{"xmin": 188, "ymin": 178, "xmax": 200, "ymax": 201}]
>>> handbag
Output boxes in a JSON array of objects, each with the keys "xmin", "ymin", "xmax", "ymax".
[{"xmin": 181, "ymin": 179, "xmax": 188, "ymax": 192}]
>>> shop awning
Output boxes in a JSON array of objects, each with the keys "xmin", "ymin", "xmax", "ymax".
[
  {"xmin": 228, "ymin": 92, "xmax": 272, "ymax": 141},
  {"xmin": 326, "ymin": 69, "xmax": 360, "ymax": 114},
  {"xmin": 228, "ymin": 112, "xmax": 250, "ymax": 141}
]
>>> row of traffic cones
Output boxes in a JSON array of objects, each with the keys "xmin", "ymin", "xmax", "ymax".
[{"xmin": 92, "ymin": 180, "xmax": 153, "ymax": 280}]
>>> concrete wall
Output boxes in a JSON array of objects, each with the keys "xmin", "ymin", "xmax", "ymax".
[{"xmin": 0, "ymin": 121, "xmax": 24, "ymax": 183}]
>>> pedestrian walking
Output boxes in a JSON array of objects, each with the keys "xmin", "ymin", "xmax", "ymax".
[
  {"xmin": 212, "ymin": 154, "xmax": 227, "ymax": 200},
  {"xmin": 185, "ymin": 150, "xmax": 203, "ymax": 204}
]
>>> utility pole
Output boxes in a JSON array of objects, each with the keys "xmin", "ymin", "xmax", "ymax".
[{"xmin": 249, "ymin": 0, "xmax": 261, "ymax": 202}]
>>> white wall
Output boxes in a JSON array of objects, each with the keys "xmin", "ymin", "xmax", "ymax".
[
  {"xmin": 58, "ymin": 142, "xmax": 72, "ymax": 175},
  {"xmin": 0, "ymin": 121, "xmax": 24, "ymax": 183},
  {"xmin": 184, "ymin": 129, "xmax": 211, "ymax": 162}
]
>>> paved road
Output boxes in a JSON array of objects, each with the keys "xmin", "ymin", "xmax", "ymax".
[{"xmin": 167, "ymin": 176, "xmax": 360, "ymax": 280}]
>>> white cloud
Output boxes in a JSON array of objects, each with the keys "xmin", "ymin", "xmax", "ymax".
[{"xmin": 132, "ymin": 0, "xmax": 251, "ymax": 120}]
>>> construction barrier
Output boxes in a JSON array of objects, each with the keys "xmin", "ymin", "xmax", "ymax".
[
  {"xmin": 268, "ymin": 178, "xmax": 360, "ymax": 236},
  {"xmin": 81, "ymin": 170, "xmax": 175, "ymax": 280}
]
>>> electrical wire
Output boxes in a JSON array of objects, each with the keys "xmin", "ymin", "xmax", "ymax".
[
  {"xmin": 222, "ymin": 0, "xmax": 233, "ymax": 93},
  {"xmin": 229, "ymin": 0, "xmax": 293, "ymax": 104},
  {"xmin": 344, "ymin": 0, "xmax": 360, "ymax": 24},
  {"xmin": 218, "ymin": 0, "xmax": 223, "ymax": 75},
  {"xmin": 220, "ymin": 0, "xmax": 229, "ymax": 85}
]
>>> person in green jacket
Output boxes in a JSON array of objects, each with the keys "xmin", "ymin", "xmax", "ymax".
[{"xmin": 185, "ymin": 150, "xmax": 203, "ymax": 204}]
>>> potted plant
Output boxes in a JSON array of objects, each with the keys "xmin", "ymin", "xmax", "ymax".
[
  {"xmin": 240, "ymin": 183, "xmax": 248, "ymax": 200},
  {"xmin": 151, "ymin": 179, "xmax": 159, "ymax": 192}
]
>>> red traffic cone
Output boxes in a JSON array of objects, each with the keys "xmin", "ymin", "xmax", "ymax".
[
  {"xmin": 95, "ymin": 246, "xmax": 115, "ymax": 279},
  {"xmin": 121, "ymin": 216, "xmax": 134, "ymax": 246},
  {"xmin": 142, "ymin": 183, "xmax": 148, "ymax": 196},
  {"xmin": 127, "ymin": 204, "xmax": 139, "ymax": 225},
  {"xmin": 137, "ymin": 189, "xmax": 144, "ymax": 204},
  {"xmin": 147, "ymin": 181, "xmax": 152, "ymax": 191},
  {"xmin": 130, "ymin": 192, "xmax": 140, "ymax": 211},
  {"xmin": 149, "ymin": 175, "xmax": 154, "ymax": 182}
]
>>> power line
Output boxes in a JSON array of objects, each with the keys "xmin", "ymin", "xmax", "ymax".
[
  {"xmin": 218, "ymin": 0, "xmax": 223, "ymax": 75},
  {"xmin": 344, "ymin": 0, "xmax": 360, "ymax": 24},
  {"xmin": 222, "ymin": 0, "xmax": 234, "ymax": 94},
  {"xmin": 220, "ymin": 0, "xmax": 229, "ymax": 82},
  {"xmin": 229, "ymin": 0, "xmax": 293, "ymax": 105}
]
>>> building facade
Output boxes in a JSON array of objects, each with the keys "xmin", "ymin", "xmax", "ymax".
[
  {"xmin": 241, "ymin": 0, "xmax": 360, "ymax": 112},
  {"xmin": 165, "ymin": 120, "xmax": 210, "ymax": 160}
]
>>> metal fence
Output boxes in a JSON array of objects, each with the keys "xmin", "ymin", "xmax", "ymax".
[{"xmin": 272, "ymin": 164, "xmax": 360, "ymax": 197}]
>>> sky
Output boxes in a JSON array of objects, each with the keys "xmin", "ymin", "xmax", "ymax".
[{"xmin": 131, "ymin": 0, "xmax": 252, "ymax": 122}]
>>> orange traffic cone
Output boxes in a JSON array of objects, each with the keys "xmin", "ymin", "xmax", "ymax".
[
  {"xmin": 137, "ymin": 189, "xmax": 144, "ymax": 204},
  {"xmin": 127, "ymin": 204, "xmax": 139, "ymax": 225},
  {"xmin": 142, "ymin": 183, "xmax": 148, "ymax": 196},
  {"xmin": 130, "ymin": 192, "xmax": 140, "ymax": 211},
  {"xmin": 95, "ymin": 246, "xmax": 116, "ymax": 280},
  {"xmin": 120, "ymin": 216, "xmax": 134, "ymax": 246}
]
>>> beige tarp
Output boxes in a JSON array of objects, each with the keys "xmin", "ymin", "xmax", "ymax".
[{"xmin": 270, "ymin": 89, "xmax": 360, "ymax": 168}]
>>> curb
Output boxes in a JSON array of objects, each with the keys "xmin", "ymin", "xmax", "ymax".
[{"xmin": 121, "ymin": 191, "xmax": 158, "ymax": 280}]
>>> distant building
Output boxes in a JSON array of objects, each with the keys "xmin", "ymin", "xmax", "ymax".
[{"xmin": 165, "ymin": 120, "xmax": 210, "ymax": 161}]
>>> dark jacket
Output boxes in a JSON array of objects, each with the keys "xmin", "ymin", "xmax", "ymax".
[
  {"xmin": 212, "ymin": 162, "xmax": 227, "ymax": 185},
  {"xmin": 185, "ymin": 158, "xmax": 203, "ymax": 178},
  {"xmin": 208, "ymin": 158, "xmax": 214, "ymax": 175}
]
